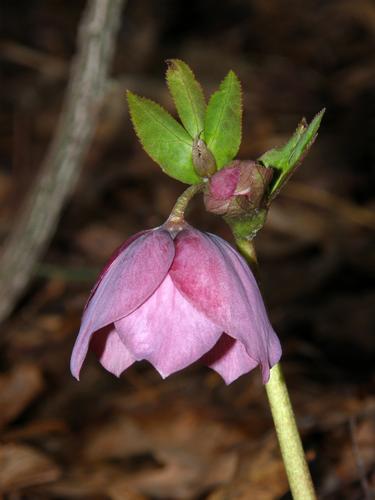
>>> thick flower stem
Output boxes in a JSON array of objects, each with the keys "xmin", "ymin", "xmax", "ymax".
[
  {"xmin": 167, "ymin": 183, "xmax": 204, "ymax": 224},
  {"xmin": 265, "ymin": 363, "xmax": 316, "ymax": 499},
  {"xmin": 235, "ymin": 237, "xmax": 316, "ymax": 500}
]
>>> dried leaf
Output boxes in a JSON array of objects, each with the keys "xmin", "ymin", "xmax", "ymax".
[
  {"xmin": 0, "ymin": 364, "xmax": 44, "ymax": 428},
  {"xmin": 0, "ymin": 443, "xmax": 60, "ymax": 492}
]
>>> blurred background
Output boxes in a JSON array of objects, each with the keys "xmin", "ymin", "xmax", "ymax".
[{"xmin": 0, "ymin": 1, "xmax": 374, "ymax": 498}]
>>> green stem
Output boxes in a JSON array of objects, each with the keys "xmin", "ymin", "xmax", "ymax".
[
  {"xmin": 235, "ymin": 237, "xmax": 316, "ymax": 500},
  {"xmin": 166, "ymin": 183, "xmax": 204, "ymax": 225},
  {"xmin": 266, "ymin": 364, "xmax": 316, "ymax": 499},
  {"xmin": 235, "ymin": 237, "xmax": 260, "ymax": 282}
]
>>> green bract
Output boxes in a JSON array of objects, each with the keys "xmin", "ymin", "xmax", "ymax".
[
  {"xmin": 127, "ymin": 91, "xmax": 200, "ymax": 184},
  {"xmin": 260, "ymin": 109, "xmax": 325, "ymax": 200},
  {"xmin": 166, "ymin": 59, "xmax": 206, "ymax": 139},
  {"xmin": 204, "ymin": 71, "xmax": 242, "ymax": 169}
]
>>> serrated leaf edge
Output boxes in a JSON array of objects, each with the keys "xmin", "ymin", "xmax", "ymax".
[
  {"xmin": 267, "ymin": 109, "xmax": 325, "ymax": 202},
  {"xmin": 127, "ymin": 91, "xmax": 193, "ymax": 148},
  {"xmin": 126, "ymin": 91, "xmax": 199, "ymax": 184},
  {"xmin": 166, "ymin": 59, "xmax": 206, "ymax": 138},
  {"xmin": 205, "ymin": 71, "xmax": 242, "ymax": 158}
]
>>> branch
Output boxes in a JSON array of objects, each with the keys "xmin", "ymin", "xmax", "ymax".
[{"xmin": 0, "ymin": 0, "xmax": 126, "ymax": 323}]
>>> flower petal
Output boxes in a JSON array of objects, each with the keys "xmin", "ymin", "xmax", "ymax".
[
  {"xmin": 206, "ymin": 233, "xmax": 282, "ymax": 382},
  {"xmin": 70, "ymin": 228, "xmax": 175, "ymax": 379},
  {"xmin": 170, "ymin": 228, "xmax": 281, "ymax": 382},
  {"xmin": 90, "ymin": 325, "xmax": 135, "ymax": 377},
  {"xmin": 209, "ymin": 234, "xmax": 282, "ymax": 381},
  {"xmin": 209, "ymin": 165, "xmax": 240, "ymax": 200},
  {"xmin": 115, "ymin": 275, "xmax": 223, "ymax": 378},
  {"xmin": 202, "ymin": 334, "xmax": 258, "ymax": 384},
  {"xmin": 84, "ymin": 230, "xmax": 148, "ymax": 310}
]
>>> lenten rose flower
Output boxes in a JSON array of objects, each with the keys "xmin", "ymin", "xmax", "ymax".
[{"xmin": 70, "ymin": 223, "xmax": 281, "ymax": 384}]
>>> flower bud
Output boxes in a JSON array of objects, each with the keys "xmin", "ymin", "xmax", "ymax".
[
  {"xmin": 204, "ymin": 160, "xmax": 273, "ymax": 216},
  {"xmin": 192, "ymin": 136, "xmax": 217, "ymax": 177}
]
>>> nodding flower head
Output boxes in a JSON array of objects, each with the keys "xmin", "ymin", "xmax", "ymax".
[{"xmin": 70, "ymin": 222, "xmax": 281, "ymax": 385}]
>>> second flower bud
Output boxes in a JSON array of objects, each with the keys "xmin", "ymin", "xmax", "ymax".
[{"xmin": 204, "ymin": 160, "xmax": 273, "ymax": 217}]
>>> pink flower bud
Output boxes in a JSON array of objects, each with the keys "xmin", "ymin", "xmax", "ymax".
[
  {"xmin": 204, "ymin": 160, "xmax": 273, "ymax": 216},
  {"xmin": 70, "ymin": 223, "xmax": 281, "ymax": 384}
]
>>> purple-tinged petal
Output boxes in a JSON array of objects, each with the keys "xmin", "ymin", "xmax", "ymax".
[
  {"xmin": 115, "ymin": 275, "xmax": 223, "ymax": 378},
  {"xmin": 170, "ymin": 228, "xmax": 281, "ymax": 382},
  {"xmin": 90, "ymin": 325, "xmax": 135, "ymax": 377},
  {"xmin": 204, "ymin": 161, "xmax": 273, "ymax": 217},
  {"xmin": 269, "ymin": 332, "xmax": 282, "ymax": 367},
  {"xmin": 209, "ymin": 166, "xmax": 240, "ymax": 200},
  {"xmin": 201, "ymin": 334, "xmax": 258, "ymax": 385},
  {"xmin": 70, "ymin": 229, "xmax": 175, "ymax": 379},
  {"xmin": 204, "ymin": 167, "xmax": 240, "ymax": 215},
  {"xmin": 84, "ymin": 230, "xmax": 148, "ymax": 310},
  {"xmin": 207, "ymin": 233, "xmax": 282, "ymax": 382}
]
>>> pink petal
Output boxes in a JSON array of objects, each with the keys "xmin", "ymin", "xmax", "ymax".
[
  {"xmin": 209, "ymin": 234, "xmax": 282, "ymax": 381},
  {"xmin": 115, "ymin": 275, "xmax": 223, "ymax": 378},
  {"xmin": 209, "ymin": 165, "xmax": 240, "ymax": 200},
  {"xmin": 70, "ymin": 229, "xmax": 175, "ymax": 379},
  {"xmin": 84, "ymin": 230, "xmax": 148, "ymax": 310},
  {"xmin": 170, "ymin": 229, "xmax": 281, "ymax": 382},
  {"xmin": 90, "ymin": 325, "xmax": 135, "ymax": 377},
  {"xmin": 202, "ymin": 334, "xmax": 258, "ymax": 384}
]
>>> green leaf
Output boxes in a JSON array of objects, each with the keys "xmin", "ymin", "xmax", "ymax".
[
  {"xmin": 225, "ymin": 209, "xmax": 267, "ymax": 242},
  {"xmin": 259, "ymin": 109, "xmax": 325, "ymax": 199},
  {"xmin": 259, "ymin": 121, "xmax": 306, "ymax": 171},
  {"xmin": 289, "ymin": 110, "xmax": 324, "ymax": 166},
  {"xmin": 166, "ymin": 59, "xmax": 206, "ymax": 139},
  {"xmin": 203, "ymin": 70, "xmax": 242, "ymax": 169},
  {"xmin": 127, "ymin": 91, "xmax": 200, "ymax": 184}
]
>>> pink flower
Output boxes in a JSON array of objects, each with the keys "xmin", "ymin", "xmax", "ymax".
[{"xmin": 70, "ymin": 224, "xmax": 281, "ymax": 384}]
